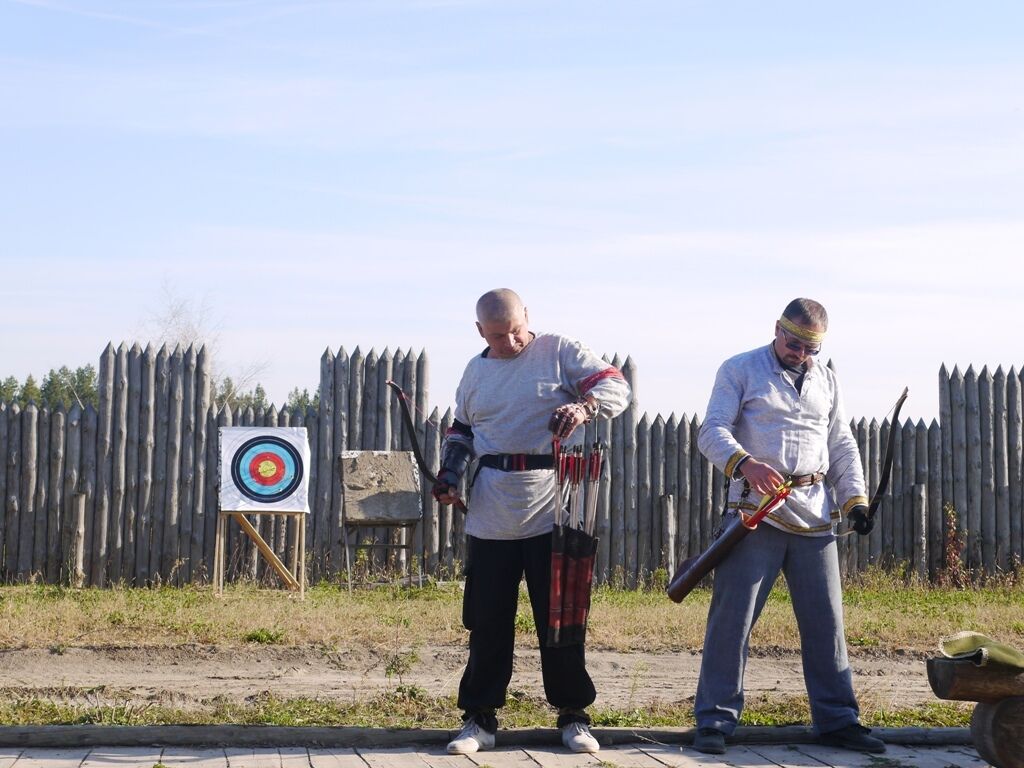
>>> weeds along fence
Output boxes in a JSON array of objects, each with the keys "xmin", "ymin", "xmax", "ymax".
[{"xmin": 0, "ymin": 344, "xmax": 1021, "ymax": 587}]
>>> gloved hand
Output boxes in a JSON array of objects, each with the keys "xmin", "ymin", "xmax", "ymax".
[
  {"xmin": 548, "ymin": 402, "xmax": 592, "ymax": 439},
  {"xmin": 431, "ymin": 469, "xmax": 461, "ymax": 504},
  {"xmin": 847, "ymin": 504, "xmax": 873, "ymax": 535}
]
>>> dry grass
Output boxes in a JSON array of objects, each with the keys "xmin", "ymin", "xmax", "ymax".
[{"xmin": 1, "ymin": 569, "xmax": 1022, "ymax": 653}]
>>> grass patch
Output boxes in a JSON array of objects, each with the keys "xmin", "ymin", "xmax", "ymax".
[{"xmin": 0, "ymin": 689, "xmax": 973, "ymax": 729}]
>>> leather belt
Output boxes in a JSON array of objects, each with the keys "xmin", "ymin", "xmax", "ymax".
[
  {"xmin": 478, "ymin": 454, "xmax": 555, "ymax": 472},
  {"xmin": 785, "ymin": 472, "xmax": 825, "ymax": 487}
]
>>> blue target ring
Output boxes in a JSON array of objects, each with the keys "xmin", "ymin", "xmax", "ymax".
[{"xmin": 230, "ymin": 435, "xmax": 303, "ymax": 503}]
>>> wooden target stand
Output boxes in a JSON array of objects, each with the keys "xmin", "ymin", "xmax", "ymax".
[{"xmin": 214, "ymin": 511, "xmax": 306, "ymax": 599}]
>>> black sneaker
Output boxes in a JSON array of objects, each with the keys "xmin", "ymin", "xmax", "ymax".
[
  {"xmin": 819, "ymin": 723, "xmax": 886, "ymax": 753},
  {"xmin": 693, "ymin": 727, "xmax": 726, "ymax": 755}
]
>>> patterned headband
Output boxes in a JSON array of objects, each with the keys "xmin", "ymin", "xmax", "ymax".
[{"xmin": 778, "ymin": 315, "xmax": 825, "ymax": 343}]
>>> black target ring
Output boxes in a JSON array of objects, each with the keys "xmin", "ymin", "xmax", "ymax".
[{"xmin": 230, "ymin": 435, "xmax": 304, "ymax": 503}]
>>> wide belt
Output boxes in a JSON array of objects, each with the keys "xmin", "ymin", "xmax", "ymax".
[
  {"xmin": 478, "ymin": 453, "xmax": 555, "ymax": 472},
  {"xmin": 785, "ymin": 472, "xmax": 825, "ymax": 487}
]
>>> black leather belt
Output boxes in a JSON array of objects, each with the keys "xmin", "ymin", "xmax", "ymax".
[{"xmin": 478, "ymin": 454, "xmax": 555, "ymax": 471}]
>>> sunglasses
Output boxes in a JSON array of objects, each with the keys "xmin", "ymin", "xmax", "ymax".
[{"xmin": 779, "ymin": 327, "xmax": 821, "ymax": 356}]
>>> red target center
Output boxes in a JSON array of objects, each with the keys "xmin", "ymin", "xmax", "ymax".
[{"xmin": 249, "ymin": 452, "xmax": 285, "ymax": 486}]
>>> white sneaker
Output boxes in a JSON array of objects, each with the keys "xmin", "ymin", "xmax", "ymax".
[
  {"xmin": 562, "ymin": 721, "xmax": 600, "ymax": 753},
  {"xmin": 447, "ymin": 719, "xmax": 496, "ymax": 755}
]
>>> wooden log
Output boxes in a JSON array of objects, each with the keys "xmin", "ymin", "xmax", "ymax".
[
  {"xmin": 163, "ymin": 345, "xmax": 184, "ymax": 583},
  {"xmin": 94, "ymin": 343, "xmax": 115, "ymax": 587},
  {"xmin": 927, "ymin": 657, "xmax": 1024, "ymax": 701},
  {"xmin": 19, "ymin": 403, "xmax": 38, "ymax": 580},
  {"xmin": 413, "ymin": 349, "xmax": 428, "ymax": 577},
  {"xmin": 939, "ymin": 364, "xmax": 954, "ymax": 511},
  {"xmin": 650, "ymin": 415, "xmax": 665, "ymax": 573},
  {"xmin": 60, "ymin": 404, "xmax": 81, "ymax": 585},
  {"xmin": 423, "ymin": 407, "xmax": 440, "ymax": 576},
  {"xmin": 912, "ymin": 484, "xmax": 927, "ymax": 580},
  {"xmin": 80, "ymin": 404, "xmax": 97, "ymax": 584},
  {"xmin": 621, "ymin": 357, "xmax": 639, "ymax": 588},
  {"xmin": 315, "ymin": 347, "xmax": 335, "ymax": 582},
  {"xmin": 993, "ymin": 366, "xmax": 1010, "ymax": 571},
  {"xmin": 689, "ymin": 415, "xmax": 701, "ymax": 561},
  {"xmin": 361, "ymin": 349, "xmax": 379, "ymax": 562},
  {"xmin": 439, "ymin": 408, "xmax": 455, "ymax": 574},
  {"xmin": 891, "ymin": 419, "xmax": 903, "ymax": 564},
  {"xmin": 971, "ymin": 696, "xmax": 1024, "ymax": 768},
  {"xmin": 331, "ymin": 347, "xmax": 350, "ymax": 576},
  {"xmin": 902, "ymin": 419, "xmax": 915, "ymax": 567},
  {"xmin": 215, "ymin": 407, "xmax": 232, "ymax": 579},
  {"xmin": 390, "ymin": 348, "xmax": 405, "ymax": 453},
  {"xmin": 1009, "ymin": 367, "xmax": 1023, "ymax": 566},
  {"xmin": 151, "ymin": 345, "xmax": 170, "ymax": 584},
  {"xmin": 928, "ymin": 420, "xmax": 942, "ymax": 580},
  {"xmin": 136, "ymin": 344, "xmax": 156, "ymax": 585},
  {"xmin": 123, "ymin": 343, "xmax": 141, "ymax": 584},
  {"xmin": 636, "ymin": 414, "xmax": 651, "ymax": 582},
  {"xmin": 175, "ymin": 345, "xmax": 196, "ymax": 584},
  {"xmin": 401, "ymin": 348, "xmax": 417, "ymax": 575},
  {"xmin": 375, "ymin": 348, "xmax": 393, "ymax": 570},
  {"xmin": 965, "ymin": 365, "xmax": 982, "ymax": 568},
  {"xmin": 950, "ymin": 366, "xmax": 969, "ymax": 560},
  {"xmin": 203, "ymin": 406, "xmax": 218, "ymax": 580},
  {"xmin": 701, "ymin": 452, "xmax": 713, "ymax": 553},
  {"xmin": 32, "ymin": 406, "xmax": 49, "ymax": 578},
  {"xmin": 677, "ymin": 414, "xmax": 691, "ymax": 565},
  {"xmin": 663, "ymin": 414, "xmax": 678, "ymax": 574},
  {"xmin": 662, "ymin": 494, "xmax": 676, "ymax": 577},
  {"xmin": 881, "ymin": 419, "xmax": 894, "ymax": 566},
  {"xmin": 347, "ymin": 347, "xmax": 364, "ymax": 450},
  {"xmin": 107, "ymin": 342, "xmax": 128, "ymax": 582},
  {"xmin": 979, "ymin": 367, "xmax": 996, "ymax": 573},
  {"xmin": 191, "ymin": 345, "xmax": 211, "ymax": 583},
  {"xmin": 868, "ymin": 418, "xmax": 882, "ymax": 565},
  {"xmin": 304, "ymin": 405, "xmax": 318, "ymax": 580},
  {"xmin": 610, "ymin": 354, "xmax": 625, "ymax": 583},
  {"xmin": 4, "ymin": 403, "xmax": 20, "ymax": 579},
  {"xmin": 46, "ymin": 406, "xmax": 66, "ymax": 583},
  {"xmin": 595, "ymin": 410, "xmax": 613, "ymax": 585},
  {"xmin": 71, "ymin": 493, "xmax": 86, "ymax": 588}
]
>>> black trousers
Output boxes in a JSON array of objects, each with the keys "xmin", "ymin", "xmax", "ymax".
[{"xmin": 457, "ymin": 532, "xmax": 596, "ymax": 727}]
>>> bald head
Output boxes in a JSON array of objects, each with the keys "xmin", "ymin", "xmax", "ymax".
[
  {"xmin": 475, "ymin": 289, "xmax": 532, "ymax": 359},
  {"xmin": 476, "ymin": 288, "xmax": 525, "ymax": 324}
]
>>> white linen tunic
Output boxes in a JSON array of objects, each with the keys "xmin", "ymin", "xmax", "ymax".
[
  {"xmin": 697, "ymin": 344, "xmax": 867, "ymax": 535},
  {"xmin": 448, "ymin": 332, "xmax": 631, "ymax": 540}
]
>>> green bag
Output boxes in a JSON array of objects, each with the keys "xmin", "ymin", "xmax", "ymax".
[{"xmin": 939, "ymin": 631, "xmax": 1024, "ymax": 670}]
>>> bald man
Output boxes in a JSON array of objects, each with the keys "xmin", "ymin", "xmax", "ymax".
[{"xmin": 435, "ymin": 289, "xmax": 631, "ymax": 755}]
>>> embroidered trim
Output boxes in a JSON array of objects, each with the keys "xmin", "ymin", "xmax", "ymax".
[
  {"xmin": 779, "ymin": 315, "xmax": 825, "ymax": 343},
  {"xmin": 842, "ymin": 496, "xmax": 869, "ymax": 515},
  {"xmin": 725, "ymin": 450, "xmax": 749, "ymax": 479}
]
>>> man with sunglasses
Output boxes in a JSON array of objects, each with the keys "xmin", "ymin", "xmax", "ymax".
[{"xmin": 691, "ymin": 298, "xmax": 884, "ymax": 756}]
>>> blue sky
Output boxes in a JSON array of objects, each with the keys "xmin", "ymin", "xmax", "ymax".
[{"xmin": 2, "ymin": 0, "xmax": 1023, "ymax": 421}]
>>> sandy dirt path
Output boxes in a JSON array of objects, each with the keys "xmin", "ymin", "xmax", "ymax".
[{"xmin": 0, "ymin": 644, "xmax": 935, "ymax": 710}]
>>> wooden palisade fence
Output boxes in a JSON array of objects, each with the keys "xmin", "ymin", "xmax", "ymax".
[{"xmin": 1, "ymin": 345, "xmax": 1021, "ymax": 587}]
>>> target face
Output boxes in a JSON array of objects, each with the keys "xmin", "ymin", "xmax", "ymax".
[
  {"xmin": 220, "ymin": 427, "xmax": 310, "ymax": 512},
  {"xmin": 231, "ymin": 436, "xmax": 303, "ymax": 503}
]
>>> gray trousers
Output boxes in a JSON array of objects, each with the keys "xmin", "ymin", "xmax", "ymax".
[{"xmin": 694, "ymin": 518, "xmax": 859, "ymax": 735}]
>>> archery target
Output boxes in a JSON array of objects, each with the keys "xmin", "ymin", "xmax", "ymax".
[{"xmin": 220, "ymin": 427, "xmax": 310, "ymax": 512}]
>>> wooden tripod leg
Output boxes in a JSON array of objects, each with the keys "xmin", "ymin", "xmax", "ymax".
[{"xmin": 230, "ymin": 512, "xmax": 299, "ymax": 590}]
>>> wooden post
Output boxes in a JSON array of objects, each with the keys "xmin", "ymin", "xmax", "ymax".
[
  {"xmin": 175, "ymin": 345, "xmax": 196, "ymax": 584},
  {"xmin": 108, "ymin": 342, "xmax": 128, "ymax": 583},
  {"xmin": 622, "ymin": 357, "xmax": 639, "ymax": 588},
  {"xmin": 928, "ymin": 419, "xmax": 942, "ymax": 580},
  {"xmin": 913, "ymin": 484, "xmax": 927, "ymax": 580},
  {"xmin": 19, "ymin": 403, "xmax": 38, "ymax": 580},
  {"xmin": 881, "ymin": 419, "xmax": 893, "ymax": 566},
  {"xmin": 93, "ymin": 343, "xmax": 114, "ymax": 587},
  {"xmin": 32, "ymin": 406, "xmax": 48, "ymax": 578},
  {"xmin": 304, "ymin": 405, "xmax": 318, "ymax": 580},
  {"xmin": 1009, "ymin": 367, "xmax": 1023, "ymax": 566},
  {"xmin": 868, "ymin": 418, "xmax": 882, "ymax": 565},
  {"xmin": 348, "ymin": 347, "xmax": 364, "ymax": 450},
  {"xmin": 965, "ymin": 365, "xmax": 982, "ymax": 568},
  {"xmin": 978, "ymin": 367, "xmax": 996, "ymax": 573},
  {"xmin": 315, "ymin": 347, "xmax": 335, "ymax": 582},
  {"xmin": 46, "ymin": 406, "xmax": 66, "ymax": 584},
  {"xmin": 331, "ymin": 346, "xmax": 350, "ymax": 577},
  {"xmin": 950, "ymin": 366, "xmax": 969, "ymax": 560},
  {"xmin": 124, "ymin": 343, "xmax": 142, "ymax": 584},
  {"xmin": 81, "ymin": 405, "xmax": 97, "ymax": 584},
  {"xmin": 701, "ymin": 449, "xmax": 713, "ymax": 553},
  {"xmin": 610, "ymin": 355, "xmax": 625, "ymax": 583},
  {"xmin": 203, "ymin": 407, "xmax": 218, "ymax": 580},
  {"xmin": 72, "ymin": 492, "xmax": 86, "ymax": 588},
  {"xmin": 902, "ymin": 419, "xmax": 915, "ymax": 566},
  {"xmin": 689, "ymin": 415, "xmax": 701, "ymax": 561},
  {"xmin": 61, "ymin": 404, "xmax": 81, "ymax": 585},
  {"xmin": 636, "ymin": 414, "xmax": 651, "ymax": 582},
  {"xmin": 891, "ymin": 419, "xmax": 904, "ymax": 564},
  {"xmin": 4, "ymin": 403, "xmax": 20, "ymax": 580},
  {"xmin": 423, "ymin": 407, "xmax": 440, "ymax": 576},
  {"xmin": 439, "ymin": 408, "xmax": 455, "ymax": 573},
  {"xmin": 662, "ymin": 493, "xmax": 676, "ymax": 577},
  {"xmin": 136, "ymin": 344, "xmax": 156, "ymax": 585},
  {"xmin": 663, "ymin": 414, "xmax": 678, "ymax": 575},
  {"xmin": 163, "ymin": 345, "xmax": 184, "ymax": 583},
  {"xmin": 0, "ymin": 403, "xmax": 6, "ymax": 580},
  {"xmin": 650, "ymin": 415, "xmax": 665, "ymax": 574},
  {"xmin": 993, "ymin": 366, "xmax": 1010, "ymax": 571},
  {"xmin": 192, "ymin": 346, "xmax": 210, "ymax": 583},
  {"xmin": 151, "ymin": 345, "xmax": 170, "ymax": 584},
  {"xmin": 595, "ymin": 408, "xmax": 613, "ymax": 585},
  {"xmin": 939, "ymin": 364, "xmax": 954, "ymax": 511}
]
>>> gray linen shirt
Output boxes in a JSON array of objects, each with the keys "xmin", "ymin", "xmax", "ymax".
[
  {"xmin": 448, "ymin": 332, "xmax": 631, "ymax": 540},
  {"xmin": 697, "ymin": 344, "xmax": 867, "ymax": 535}
]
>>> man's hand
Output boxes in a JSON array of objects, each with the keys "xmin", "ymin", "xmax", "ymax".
[
  {"xmin": 431, "ymin": 470, "xmax": 463, "ymax": 506},
  {"xmin": 548, "ymin": 402, "xmax": 588, "ymax": 440},
  {"xmin": 739, "ymin": 458, "xmax": 785, "ymax": 497},
  {"xmin": 847, "ymin": 505, "xmax": 873, "ymax": 535}
]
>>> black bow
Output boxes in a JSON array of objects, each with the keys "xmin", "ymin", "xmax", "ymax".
[{"xmin": 866, "ymin": 387, "xmax": 910, "ymax": 522}]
